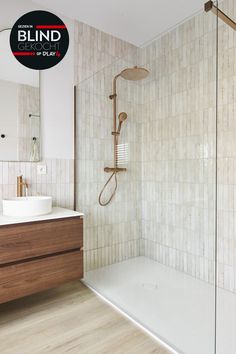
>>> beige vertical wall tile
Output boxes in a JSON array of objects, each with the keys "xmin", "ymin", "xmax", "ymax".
[{"xmin": 75, "ymin": 21, "xmax": 141, "ymax": 272}]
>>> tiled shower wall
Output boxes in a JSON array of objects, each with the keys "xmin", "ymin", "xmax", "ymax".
[
  {"xmin": 74, "ymin": 21, "xmax": 142, "ymax": 271},
  {"xmin": 139, "ymin": 10, "xmax": 217, "ymax": 285},
  {"xmin": 139, "ymin": 0, "xmax": 236, "ymax": 294},
  {"xmin": 74, "ymin": 21, "xmax": 137, "ymax": 84},
  {"xmin": 217, "ymin": 0, "xmax": 236, "ymax": 292},
  {"xmin": 77, "ymin": 76, "xmax": 141, "ymax": 271}
]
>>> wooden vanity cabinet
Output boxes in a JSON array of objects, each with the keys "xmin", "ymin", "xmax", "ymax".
[{"xmin": 0, "ymin": 216, "xmax": 83, "ymax": 304}]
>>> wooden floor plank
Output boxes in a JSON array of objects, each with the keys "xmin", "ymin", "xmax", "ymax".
[{"xmin": 0, "ymin": 281, "xmax": 170, "ymax": 354}]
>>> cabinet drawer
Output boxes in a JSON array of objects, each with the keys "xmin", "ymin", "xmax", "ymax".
[
  {"xmin": 0, "ymin": 250, "xmax": 83, "ymax": 304},
  {"xmin": 0, "ymin": 217, "xmax": 83, "ymax": 265}
]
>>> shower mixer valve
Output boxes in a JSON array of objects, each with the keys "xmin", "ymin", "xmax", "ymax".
[{"xmin": 99, "ymin": 66, "xmax": 149, "ymax": 206}]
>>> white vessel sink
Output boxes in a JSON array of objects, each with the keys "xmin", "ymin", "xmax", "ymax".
[{"xmin": 2, "ymin": 196, "xmax": 52, "ymax": 217}]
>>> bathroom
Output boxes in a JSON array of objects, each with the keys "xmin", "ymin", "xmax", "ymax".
[{"xmin": 0, "ymin": 0, "xmax": 235, "ymax": 353}]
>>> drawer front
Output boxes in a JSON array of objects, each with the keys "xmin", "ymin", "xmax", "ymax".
[
  {"xmin": 0, "ymin": 251, "xmax": 83, "ymax": 304},
  {"xmin": 0, "ymin": 217, "xmax": 83, "ymax": 265}
]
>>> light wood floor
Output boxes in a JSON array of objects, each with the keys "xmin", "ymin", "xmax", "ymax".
[{"xmin": 0, "ymin": 281, "xmax": 170, "ymax": 354}]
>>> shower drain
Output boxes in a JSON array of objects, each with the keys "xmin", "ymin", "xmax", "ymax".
[{"xmin": 141, "ymin": 282, "xmax": 158, "ymax": 291}]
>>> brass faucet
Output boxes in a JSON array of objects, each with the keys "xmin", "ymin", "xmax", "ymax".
[{"xmin": 17, "ymin": 175, "xmax": 29, "ymax": 197}]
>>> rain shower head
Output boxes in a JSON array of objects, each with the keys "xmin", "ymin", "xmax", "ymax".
[{"xmin": 119, "ymin": 66, "xmax": 149, "ymax": 81}]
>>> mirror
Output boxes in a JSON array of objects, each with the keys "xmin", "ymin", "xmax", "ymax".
[{"xmin": 0, "ymin": 29, "xmax": 40, "ymax": 162}]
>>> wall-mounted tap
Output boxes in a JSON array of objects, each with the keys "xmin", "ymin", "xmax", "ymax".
[{"xmin": 17, "ymin": 175, "xmax": 29, "ymax": 197}]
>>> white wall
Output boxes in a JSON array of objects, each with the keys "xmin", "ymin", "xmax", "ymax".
[
  {"xmin": 0, "ymin": 30, "xmax": 39, "ymax": 87},
  {"xmin": 0, "ymin": 0, "xmax": 74, "ymax": 160}
]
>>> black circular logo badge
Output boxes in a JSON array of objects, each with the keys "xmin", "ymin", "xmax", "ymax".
[{"xmin": 10, "ymin": 10, "xmax": 69, "ymax": 70}]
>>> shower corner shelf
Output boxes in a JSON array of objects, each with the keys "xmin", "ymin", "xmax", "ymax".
[{"xmin": 104, "ymin": 167, "xmax": 127, "ymax": 173}]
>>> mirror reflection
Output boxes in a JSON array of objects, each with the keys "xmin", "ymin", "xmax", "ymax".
[{"xmin": 0, "ymin": 29, "xmax": 40, "ymax": 162}]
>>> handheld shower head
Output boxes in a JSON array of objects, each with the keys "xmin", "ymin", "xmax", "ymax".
[
  {"xmin": 117, "ymin": 112, "xmax": 127, "ymax": 134},
  {"xmin": 119, "ymin": 112, "xmax": 128, "ymax": 122}
]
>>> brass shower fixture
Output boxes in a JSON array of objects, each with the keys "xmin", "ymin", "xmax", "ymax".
[
  {"xmin": 98, "ymin": 66, "xmax": 149, "ymax": 206},
  {"xmin": 104, "ymin": 66, "xmax": 149, "ymax": 175}
]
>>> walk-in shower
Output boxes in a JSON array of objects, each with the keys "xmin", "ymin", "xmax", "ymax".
[
  {"xmin": 98, "ymin": 66, "xmax": 149, "ymax": 206},
  {"xmin": 76, "ymin": 1, "xmax": 236, "ymax": 353}
]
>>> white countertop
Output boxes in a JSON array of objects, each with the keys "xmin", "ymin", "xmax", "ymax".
[{"xmin": 0, "ymin": 207, "xmax": 84, "ymax": 226}]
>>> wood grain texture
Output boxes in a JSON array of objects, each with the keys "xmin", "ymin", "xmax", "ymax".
[
  {"xmin": 0, "ymin": 251, "xmax": 83, "ymax": 304},
  {"xmin": 0, "ymin": 217, "xmax": 83, "ymax": 265},
  {"xmin": 0, "ymin": 281, "xmax": 170, "ymax": 354}
]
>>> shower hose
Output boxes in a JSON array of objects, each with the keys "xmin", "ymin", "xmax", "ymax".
[{"xmin": 98, "ymin": 171, "xmax": 118, "ymax": 206}]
